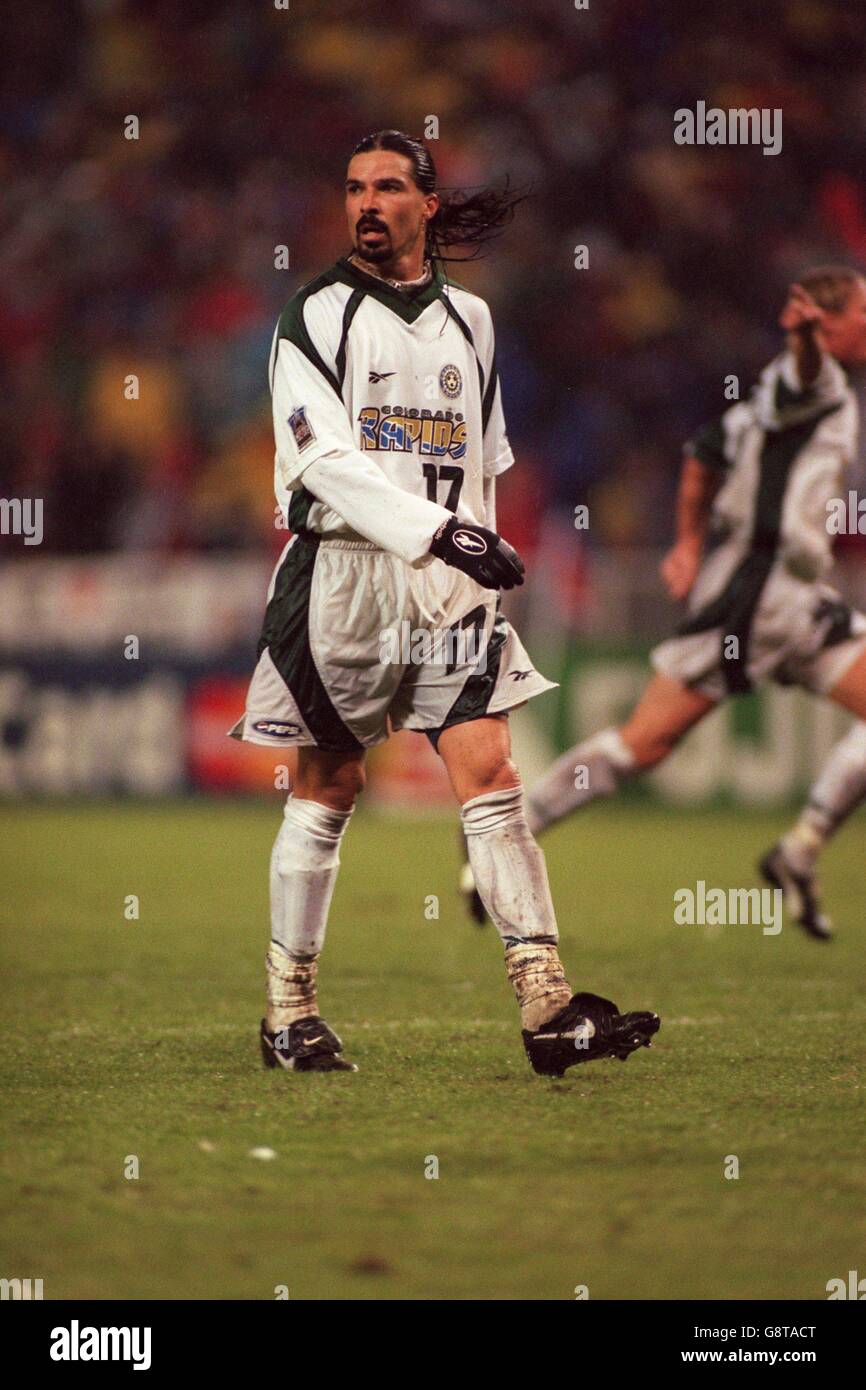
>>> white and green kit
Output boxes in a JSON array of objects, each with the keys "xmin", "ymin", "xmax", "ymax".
[
  {"xmin": 652, "ymin": 350, "xmax": 866, "ymax": 698},
  {"xmin": 231, "ymin": 255, "xmax": 554, "ymax": 752}
]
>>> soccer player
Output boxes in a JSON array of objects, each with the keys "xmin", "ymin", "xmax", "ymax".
[
  {"xmin": 462, "ymin": 270, "xmax": 866, "ymax": 939},
  {"xmin": 231, "ymin": 130, "xmax": 660, "ymax": 1075}
]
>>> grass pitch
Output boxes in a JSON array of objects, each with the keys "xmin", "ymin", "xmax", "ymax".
[{"xmin": 1, "ymin": 799, "xmax": 864, "ymax": 1301}]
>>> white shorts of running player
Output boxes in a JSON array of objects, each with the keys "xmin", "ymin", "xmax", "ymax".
[
  {"xmin": 229, "ymin": 536, "xmax": 556, "ymax": 752},
  {"xmin": 652, "ymin": 567, "xmax": 866, "ymax": 701}
]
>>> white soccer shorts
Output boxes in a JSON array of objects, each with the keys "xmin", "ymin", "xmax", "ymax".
[{"xmin": 230, "ymin": 535, "xmax": 556, "ymax": 752}]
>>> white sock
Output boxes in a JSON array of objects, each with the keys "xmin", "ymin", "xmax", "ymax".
[
  {"xmin": 267, "ymin": 796, "xmax": 352, "ymax": 1030},
  {"xmin": 503, "ymin": 940, "xmax": 574, "ymax": 1032},
  {"xmin": 266, "ymin": 942, "xmax": 320, "ymax": 1031},
  {"xmin": 781, "ymin": 722, "xmax": 866, "ymax": 874},
  {"xmin": 460, "ymin": 785, "xmax": 572, "ymax": 1028},
  {"xmin": 526, "ymin": 727, "xmax": 637, "ymax": 836}
]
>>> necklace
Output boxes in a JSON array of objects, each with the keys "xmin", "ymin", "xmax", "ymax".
[{"xmin": 348, "ymin": 253, "xmax": 432, "ymax": 292}]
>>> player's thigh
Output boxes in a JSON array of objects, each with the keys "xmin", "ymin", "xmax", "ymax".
[
  {"xmin": 293, "ymin": 746, "xmax": 366, "ymax": 811},
  {"xmin": 620, "ymin": 672, "xmax": 717, "ymax": 767},
  {"xmin": 437, "ymin": 714, "xmax": 519, "ymax": 804},
  {"xmin": 826, "ymin": 643, "xmax": 866, "ymax": 720}
]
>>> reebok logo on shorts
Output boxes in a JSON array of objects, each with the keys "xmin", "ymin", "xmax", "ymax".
[{"xmin": 288, "ymin": 407, "xmax": 315, "ymax": 452}]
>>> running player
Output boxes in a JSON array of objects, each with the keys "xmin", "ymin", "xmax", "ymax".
[
  {"xmin": 231, "ymin": 130, "xmax": 660, "ymax": 1075},
  {"xmin": 463, "ymin": 270, "xmax": 866, "ymax": 939}
]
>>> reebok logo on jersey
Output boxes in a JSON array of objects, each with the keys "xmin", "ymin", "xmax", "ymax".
[
  {"xmin": 288, "ymin": 407, "xmax": 315, "ymax": 452},
  {"xmin": 368, "ymin": 370, "xmax": 395, "ymax": 383},
  {"xmin": 453, "ymin": 528, "xmax": 487, "ymax": 555}
]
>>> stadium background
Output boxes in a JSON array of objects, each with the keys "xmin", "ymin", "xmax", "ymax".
[{"xmin": 2, "ymin": 0, "xmax": 866, "ymax": 804}]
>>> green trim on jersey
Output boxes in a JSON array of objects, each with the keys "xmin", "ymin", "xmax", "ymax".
[
  {"xmin": 258, "ymin": 537, "xmax": 364, "ymax": 753},
  {"xmin": 331, "ymin": 255, "xmax": 448, "ymax": 324},
  {"xmin": 481, "ymin": 355, "xmax": 499, "ymax": 435},
  {"xmin": 275, "ymin": 259, "xmax": 493, "ymax": 400},
  {"xmin": 439, "ymin": 279, "xmax": 499, "ymax": 433},
  {"xmin": 277, "ymin": 268, "xmax": 344, "ymax": 398},
  {"xmin": 678, "ymin": 402, "xmax": 842, "ymax": 693},
  {"xmin": 335, "ymin": 288, "xmax": 366, "ymax": 388},
  {"xmin": 688, "ymin": 417, "xmax": 729, "ymax": 472},
  {"xmin": 439, "ymin": 294, "xmax": 485, "ymax": 401},
  {"xmin": 440, "ymin": 275, "xmax": 471, "ymax": 294}
]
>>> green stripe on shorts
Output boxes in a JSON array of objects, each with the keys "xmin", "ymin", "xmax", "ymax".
[{"xmin": 259, "ymin": 539, "xmax": 364, "ymax": 753}]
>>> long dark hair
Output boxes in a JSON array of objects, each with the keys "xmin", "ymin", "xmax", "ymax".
[{"xmin": 350, "ymin": 129, "xmax": 525, "ymax": 263}]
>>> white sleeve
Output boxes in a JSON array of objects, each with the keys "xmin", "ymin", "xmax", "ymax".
[
  {"xmin": 271, "ymin": 323, "xmax": 451, "ymax": 565},
  {"xmin": 473, "ymin": 304, "xmax": 515, "ymax": 478},
  {"xmin": 482, "ymin": 473, "xmax": 497, "ymax": 530},
  {"xmin": 301, "ymin": 451, "xmax": 451, "ymax": 564}
]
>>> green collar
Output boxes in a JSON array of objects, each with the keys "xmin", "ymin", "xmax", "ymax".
[{"xmin": 333, "ymin": 254, "xmax": 448, "ymax": 323}]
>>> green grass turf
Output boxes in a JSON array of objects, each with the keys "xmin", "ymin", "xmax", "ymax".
[{"xmin": 1, "ymin": 799, "xmax": 864, "ymax": 1301}]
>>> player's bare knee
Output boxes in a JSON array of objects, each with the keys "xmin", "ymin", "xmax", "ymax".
[
  {"xmin": 295, "ymin": 754, "xmax": 365, "ymax": 811},
  {"xmin": 321, "ymin": 762, "xmax": 366, "ymax": 810},
  {"xmin": 467, "ymin": 754, "xmax": 520, "ymax": 799}
]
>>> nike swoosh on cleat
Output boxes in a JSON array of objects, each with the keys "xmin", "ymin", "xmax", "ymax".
[{"xmin": 270, "ymin": 1044, "xmax": 295, "ymax": 1070}]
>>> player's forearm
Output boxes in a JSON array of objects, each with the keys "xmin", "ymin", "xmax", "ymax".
[
  {"xmin": 787, "ymin": 327, "xmax": 824, "ymax": 389},
  {"xmin": 675, "ymin": 456, "xmax": 718, "ymax": 550},
  {"xmin": 298, "ymin": 451, "xmax": 451, "ymax": 564}
]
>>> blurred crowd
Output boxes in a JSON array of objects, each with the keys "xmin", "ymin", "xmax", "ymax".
[{"xmin": 3, "ymin": 0, "xmax": 866, "ymax": 577}]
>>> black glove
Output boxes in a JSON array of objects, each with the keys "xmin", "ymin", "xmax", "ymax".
[{"xmin": 429, "ymin": 516, "xmax": 525, "ymax": 590}]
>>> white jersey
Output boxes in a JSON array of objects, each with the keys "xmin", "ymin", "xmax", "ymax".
[
  {"xmin": 268, "ymin": 256, "xmax": 514, "ymax": 565},
  {"xmin": 689, "ymin": 349, "xmax": 858, "ymax": 586},
  {"xmin": 654, "ymin": 348, "xmax": 865, "ymax": 699},
  {"xmin": 227, "ymin": 257, "xmax": 558, "ymax": 752}
]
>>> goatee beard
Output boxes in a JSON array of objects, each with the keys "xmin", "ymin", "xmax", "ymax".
[{"xmin": 355, "ymin": 242, "xmax": 390, "ymax": 264}]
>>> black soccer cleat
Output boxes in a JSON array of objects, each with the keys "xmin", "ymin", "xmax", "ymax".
[
  {"xmin": 457, "ymin": 831, "xmax": 488, "ymax": 926},
  {"xmin": 260, "ymin": 1016, "xmax": 358, "ymax": 1072},
  {"xmin": 522, "ymin": 992, "xmax": 660, "ymax": 1077},
  {"xmin": 759, "ymin": 845, "xmax": 832, "ymax": 941}
]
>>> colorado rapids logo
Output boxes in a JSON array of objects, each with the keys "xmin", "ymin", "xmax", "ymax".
[
  {"xmin": 439, "ymin": 363, "xmax": 462, "ymax": 398},
  {"xmin": 358, "ymin": 405, "xmax": 467, "ymax": 459}
]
